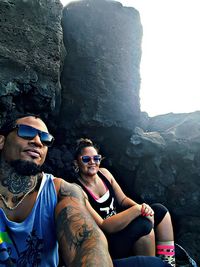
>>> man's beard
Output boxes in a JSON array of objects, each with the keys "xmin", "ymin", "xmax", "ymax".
[{"xmin": 10, "ymin": 160, "xmax": 42, "ymax": 176}]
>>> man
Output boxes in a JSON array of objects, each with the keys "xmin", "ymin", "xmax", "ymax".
[{"xmin": 0, "ymin": 114, "xmax": 113, "ymax": 266}]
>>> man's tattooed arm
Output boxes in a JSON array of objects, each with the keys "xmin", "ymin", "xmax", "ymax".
[{"xmin": 55, "ymin": 180, "xmax": 113, "ymax": 267}]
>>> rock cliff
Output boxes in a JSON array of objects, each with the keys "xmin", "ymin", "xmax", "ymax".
[{"xmin": 0, "ymin": 0, "xmax": 199, "ymax": 263}]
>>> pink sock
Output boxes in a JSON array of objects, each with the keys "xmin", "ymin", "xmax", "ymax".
[{"xmin": 156, "ymin": 241, "xmax": 176, "ymax": 267}]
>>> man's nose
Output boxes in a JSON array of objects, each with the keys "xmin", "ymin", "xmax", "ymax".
[{"xmin": 29, "ymin": 134, "xmax": 43, "ymax": 147}]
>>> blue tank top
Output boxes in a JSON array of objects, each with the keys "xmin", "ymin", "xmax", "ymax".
[{"xmin": 0, "ymin": 173, "xmax": 58, "ymax": 266}]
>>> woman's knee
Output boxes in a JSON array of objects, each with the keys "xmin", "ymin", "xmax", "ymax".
[
  {"xmin": 151, "ymin": 203, "xmax": 169, "ymax": 226},
  {"xmin": 151, "ymin": 203, "xmax": 168, "ymax": 214},
  {"xmin": 135, "ymin": 217, "xmax": 153, "ymax": 236}
]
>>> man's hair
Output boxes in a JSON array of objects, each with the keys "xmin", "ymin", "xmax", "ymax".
[{"xmin": 0, "ymin": 113, "xmax": 41, "ymax": 136}]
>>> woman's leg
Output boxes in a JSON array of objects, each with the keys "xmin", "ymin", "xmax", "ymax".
[
  {"xmin": 152, "ymin": 203, "xmax": 176, "ymax": 267},
  {"xmin": 107, "ymin": 216, "xmax": 154, "ymax": 259},
  {"xmin": 132, "ymin": 229, "xmax": 156, "ymax": 256},
  {"xmin": 155, "ymin": 210, "xmax": 174, "ymax": 241}
]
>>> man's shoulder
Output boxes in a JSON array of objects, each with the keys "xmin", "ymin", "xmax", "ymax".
[{"xmin": 51, "ymin": 176, "xmax": 84, "ymax": 197}]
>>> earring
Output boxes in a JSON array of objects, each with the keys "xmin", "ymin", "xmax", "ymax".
[{"xmin": 74, "ymin": 165, "xmax": 79, "ymax": 173}]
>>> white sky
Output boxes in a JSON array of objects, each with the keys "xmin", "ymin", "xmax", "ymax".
[{"xmin": 60, "ymin": 0, "xmax": 200, "ymax": 117}]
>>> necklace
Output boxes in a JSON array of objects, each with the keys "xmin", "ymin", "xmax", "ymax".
[{"xmin": 0, "ymin": 175, "xmax": 38, "ymax": 211}]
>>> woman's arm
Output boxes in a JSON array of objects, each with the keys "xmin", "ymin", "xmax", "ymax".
[
  {"xmin": 99, "ymin": 168, "xmax": 138, "ymax": 208},
  {"xmin": 87, "ymin": 201, "xmax": 141, "ymax": 233},
  {"xmin": 97, "ymin": 168, "xmax": 154, "ymax": 229},
  {"xmin": 54, "ymin": 179, "xmax": 113, "ymax": 267},
  {"xmin": 85, "ymin": 194, "xmax": 154, "ymax": 233},
  {"xmin": 100, "ymin": 168, "xmax": 154, "ymax": 213}
]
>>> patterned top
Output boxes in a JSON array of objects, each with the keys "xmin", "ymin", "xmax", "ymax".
[
  {"xmin": 76, "ymin": 171, "xmax": 119, "ymax": 219},
  {"xmin": 0, "ymin": 173, "xmax": 58, "ymax": 266}
]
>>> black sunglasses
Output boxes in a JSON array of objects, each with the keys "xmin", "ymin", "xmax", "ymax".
[
  {"xmin": 14, "ymin": 124, "xmax": 54, "ymax": 147},
  {"xmin": 81, "ymin": 155, "xmax": 102, "ymax": 164}
]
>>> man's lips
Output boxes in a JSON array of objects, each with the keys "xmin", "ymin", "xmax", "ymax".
[{"xmin": 23, "ymin": 149, "xmax": 41, "ymax": 158}]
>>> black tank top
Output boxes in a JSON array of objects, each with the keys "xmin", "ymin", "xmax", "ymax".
[{"xmin": 76, "ymin": 171, "xmax": 119, "ymax": 219}]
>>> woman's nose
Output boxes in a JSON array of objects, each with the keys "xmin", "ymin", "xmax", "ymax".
[{"xmin": 88, "ymin": 157, "xmax": 96, "ymax": 163}]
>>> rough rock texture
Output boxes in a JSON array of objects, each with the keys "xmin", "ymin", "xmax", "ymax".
[
  {"xmin": 121, "ymin": 112, "xmax": 200, "ymax": 262},
  {"xmin": 0, "ymin": 0, "xmax": 63, "ymax": 123},
  {"xmin": 0, "ymin": 0, "xmax": 199, "ymax": 264}
]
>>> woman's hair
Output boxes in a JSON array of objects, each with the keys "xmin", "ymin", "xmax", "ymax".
[{"xmin": 74, "ymin": 138, "xmax": 99, "ymax": 159}]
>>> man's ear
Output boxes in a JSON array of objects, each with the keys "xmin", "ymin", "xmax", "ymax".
[{"xmin": 0, "ymin": 135, "xmax": 5, "ymax": 150}]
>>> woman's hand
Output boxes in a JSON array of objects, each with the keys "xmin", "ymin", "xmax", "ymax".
[
  {"xmin": 141, "ymin": 203, "xmax": 154, "ymax": 217},
  {"xmin": 140, "ymin": 203, "xmax": 154, "ymax": 224}
]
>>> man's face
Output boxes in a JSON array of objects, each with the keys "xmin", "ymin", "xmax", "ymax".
[{"xmin": 0, "ymin": 116, "xmax": 49, "ymax": 166}]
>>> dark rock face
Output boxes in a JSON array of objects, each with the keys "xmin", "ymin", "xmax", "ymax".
[
  {"xmin": 129, "ymin": 112, "xmax": 200, "ymax": 262},
  {"xmin": 0, "ymin": 0, "xmax": 63, "ymax": 122},
  {"xmin": 0, "ymin": 0, "xmax": 199, "ymax": 264},
  {"xmin": 60, "ymin": 0, "xmax": 142, "ymax": 131}
]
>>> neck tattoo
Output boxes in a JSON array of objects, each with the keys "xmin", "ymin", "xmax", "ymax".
[{"xmin": 0, "ymin": 173, "xmax": 39, "ymax": 211}]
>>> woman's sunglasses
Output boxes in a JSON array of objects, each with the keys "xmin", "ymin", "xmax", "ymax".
[
  {"xmin": 14, "ymin": 124, "xmax": 54, "ymax": 147},
  {"xmin": 81, "ymin": 155, "xmax": 102, "ymax": 164}
]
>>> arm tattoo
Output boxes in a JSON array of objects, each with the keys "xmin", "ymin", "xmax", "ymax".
[
  {"xmin": 56, "ymin": 182, "xmax": 112, "ymax": 266},
  {"xmin": 58, "ymin": 181, "xmax": 86, "ymax": 204},
  {"xmin": 57, "ymin": 182, "xmax": 96, "ymax": 248},
  {"xmin": 56, "ymin": 205, "xmax": 97, "ymax": 250}
]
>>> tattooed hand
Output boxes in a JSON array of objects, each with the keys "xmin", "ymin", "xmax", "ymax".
[{"xmin": 54, "ymin": 179, "xmax": 113, "ymax": 267}]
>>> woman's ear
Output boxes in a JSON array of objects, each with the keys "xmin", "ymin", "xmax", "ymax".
[
  {"xmin": 0, "ymin": 135, "xmax": 5, "ymax": 150},
  {"xmin": 73, "ymin": 160, "xmax": 79, "ymax": 173},
  {"xmin": 73, "ymin": 160, "xmax": 78, "ymax": 167}
]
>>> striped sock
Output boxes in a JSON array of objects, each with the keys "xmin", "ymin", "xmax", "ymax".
[{"xmin": 156, "ymin": 241, "xmax": 176, "ymax": 267}]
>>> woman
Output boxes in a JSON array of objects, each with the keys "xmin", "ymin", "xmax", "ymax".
[{"xmin": 73, "ymin": 138, "xmax": 176, "ymax": 267}]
